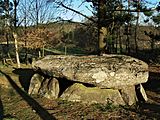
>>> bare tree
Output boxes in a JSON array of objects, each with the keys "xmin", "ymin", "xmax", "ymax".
[
  {"xmin": 125, "ymin": 0, "xmax": 131, "ymax": 54},
  {"xmin": 134, "ymin": 0, "xmax": 140, "ymax": 54},
  {"xmin": 4, "ymin": 0, "xmax": 10, "ymax": 46},
  {"xmin": 17, "ymin": 0, "xmax": 56, "ymax": 58},
  {"xmin": 13, "ymin": 0, "xmax": 21, "ymax": 68},
  {"xmin": 19, "ymin": 0, "xmax": 55, "ymax": 25}
]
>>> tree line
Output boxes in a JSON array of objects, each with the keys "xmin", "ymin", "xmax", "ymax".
[{"xmin": 0, "ymin": 0, "xmax": 160, "ymax": 67}]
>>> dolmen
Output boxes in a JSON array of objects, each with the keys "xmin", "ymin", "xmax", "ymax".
[{"xmin": 28, "ymin": 54, "xmax": 149, "ymax": 106}]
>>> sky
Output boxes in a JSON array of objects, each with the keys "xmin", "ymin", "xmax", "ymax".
[
  {"xmin": 60, "ymin": 0, "xmax": 160, "ymax": 22},
  {"xmin": 9, "ymin": 0, "xmax": 159, "ymax": 26},
  {"xmin": 59, "ymin": 0, "xmax": 93, "ymax": 22}
]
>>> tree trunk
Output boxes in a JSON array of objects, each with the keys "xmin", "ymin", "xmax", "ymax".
[
  {"xmin": 38, "ymin": 50, "xmax": 41, "ymax": 58},
  {"xmin": 98, "ymin": 0, "xmax": 107, "ymax": 54},
  {"xmin": 119, "ymin": 26, "xmax": 123, "ymax": 53},
  {"xmin": 126, "ymin": 0, "xmax": 131, "ymax": 54},
  {"xmin": 13, "ymin": 0, "xmax": 20, "ymax": 68},
  {"xmin": 4, "ymin": 0, "xmax": 10, "ymax": 49},
  {"xmin": 13, "ymin": 32, "xmax": 21, "ymax": 68},
  {"xmin": 119, "ymin": 0, "xmax": 123, "ymax": 54},
  {"xmin": 98, "ymin": 27, "xmax": 107, "ymax": 53},
  {"xmin": 36, "ymin": 0, "xmax": 39, "ymax": 27},
  {"xmin": 134, "ymin": 0, "xmax": 140, "ymax": 55},
  {"xmin": 24, "ymin": 0, "xmax": 28, "ymax": 64},
  {"xmin": 42, "ymin": 45, "xmax": 45, "ymax": 57}
]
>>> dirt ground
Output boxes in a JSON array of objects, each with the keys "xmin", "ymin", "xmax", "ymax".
[{"xmin": 0, "ymin": 64, "xmax": 160, "ymax": 120}]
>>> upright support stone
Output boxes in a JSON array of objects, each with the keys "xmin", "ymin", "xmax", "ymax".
[
  {"xmin": 29, "ymin": 74, "xmax": 60, "ymax": 99},
  {"xmin": 60, "ymin": 83, "xmax": 125, "ymax": 105},
  {"xmin": 28, "ymin": 73, "xmax": 43, "ymax": 95},
  {"xmin": 41, "ymin": 78, "xmax": 60, "ymax": 99},
  {"xmin": 120, "ymin": 86, "xmax": 138, "ymax": 105},
  {"xmin": 136, "ymin": 84, "xmax": 148, "ymax": 102}
]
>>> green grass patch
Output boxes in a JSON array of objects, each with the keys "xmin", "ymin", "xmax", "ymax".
[
  {"xmin": 92, "ymin": 102, "xmax": 117, "ymax": 112},
  {"xmin": 46, "ymin": 46, "xmax": 87, "ymax": 55}
]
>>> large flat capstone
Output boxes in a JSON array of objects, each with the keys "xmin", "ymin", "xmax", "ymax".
[{"xmin": 32, "ymin": 54, "xmax": 148, "ymax": 88}]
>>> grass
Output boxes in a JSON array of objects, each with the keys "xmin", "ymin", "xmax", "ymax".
[
  {"xmin": 92, "ymin": 102, "xmax": 117, "ymax": 112},
  {"xmin": 0, "ymin": 72, "xmax": 4, "ymax": 76},
  {"xmin": 1, "ymin": 88, "xmax": 40, "ymax": 120},
  {"xmin": 0, "ymin": 64, "xmax": 160, "ymax": 119},
  {"xmin": 46, "ymin": 45, "xmax": 87, "ymax": 55},
  {"xmin": 7, "ymin": 88, "xmax": 16, "ymax": 97}
]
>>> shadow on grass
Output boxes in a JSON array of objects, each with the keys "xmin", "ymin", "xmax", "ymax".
[
  {"xmin": 138, "ymin": 103, "xmax": 160, "ymax": 119},
  {"xmin": 12, "ymin": 68, "xmax": 35, "ymax": 92},
  {"xmin": 0, "ymin": 70, "xmax": 56, "ymax": 120},
  {"xmin": 143, "ymin": 72, "xmax": 160, "ymax": 93},
  {"xmin": 122, "ymin": 103, "xmax": 160, "ymax": 119},
  {"xmin": 141, "ymin": 103, "xmax": 160, "ymax": 113}
]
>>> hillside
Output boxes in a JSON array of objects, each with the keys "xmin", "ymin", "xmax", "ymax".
[{"xmin": 0, "ymin": 22, "xmax": 160, "ymax": 63}]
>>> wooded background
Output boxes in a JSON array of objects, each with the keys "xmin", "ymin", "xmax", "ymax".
[{"xmin": 0, "ymin": 0, "xmax": 160, "ymax": 67}]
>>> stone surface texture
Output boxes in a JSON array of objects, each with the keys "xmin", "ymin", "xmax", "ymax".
[
  {"xmin": 29, "ymin": 54, "xmax": 149, "ymax": 105},
  {"xmin": 32, "ymin": 54, "xmax": 148, "ymax": 88},
  {"xmin": 60, "ymin": 83, "xmax": 126, "ymax": 105}
]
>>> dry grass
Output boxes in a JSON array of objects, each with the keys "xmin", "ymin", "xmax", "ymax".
[{"xmin": 0, "ymin": 65, "xmax": 160, "ymax": 120}]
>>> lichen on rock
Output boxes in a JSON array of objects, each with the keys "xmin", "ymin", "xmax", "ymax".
[{"xmin": 29, "ymin": 54, "xmax": 149, "ymax": 105}]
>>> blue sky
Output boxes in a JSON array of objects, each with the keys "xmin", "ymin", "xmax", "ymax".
[
  {"xmin": 59, "ymin": 0, "xmax": 93, "ymax": 22},
  {"xmin": 14, "ymin": 0, "xmax": 159, "ymax": 25},
  {"xmin": 61, "ymin": 0, "xmax": 160, "ymax": 22}
]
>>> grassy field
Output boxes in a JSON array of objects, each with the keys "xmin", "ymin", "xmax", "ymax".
[{"xmin": 0, "ymin": 64, "xmax": 160, "ymax": 120}]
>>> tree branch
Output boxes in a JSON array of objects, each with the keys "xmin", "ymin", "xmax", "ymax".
[{"xmin": 60, "ymin": 2, "xmax": 96, "ymax": 23}]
